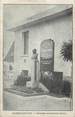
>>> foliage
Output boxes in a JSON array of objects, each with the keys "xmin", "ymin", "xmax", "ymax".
[
  {"xmin": 14, "ymin": 72, "xmax": 30, "ymax": 86},
  {"xmin": 40, "ymin": 73, "xmax": 71, "ymax": 97},
  {"xmin": 60, "ymin": 40, "xmax": 72, "ymax": 62},
  {"xmin": 62, "ymin": 80, "xmax": 72, "ymax": 97},
  {"xmin": 14, "ymin": 75, "xmax": 27, "ymax": 86},
  {"xmin": 40, "ymin": 72, "xmax": 62, "ymax": 94}
]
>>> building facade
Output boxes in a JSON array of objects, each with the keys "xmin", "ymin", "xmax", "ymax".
[{"xmin": 9, "ymin": 5, "xmax": 72, "ymax": 80}]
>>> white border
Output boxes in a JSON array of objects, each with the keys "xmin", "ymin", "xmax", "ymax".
[{"xmin": 0, "ymin": 0, "xmax": 75, "ymax": 117}]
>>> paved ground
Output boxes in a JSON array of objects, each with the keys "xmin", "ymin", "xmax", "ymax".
[{"xmin": 3, "ymin": 91, "xmax": 72, "ymax": 111}]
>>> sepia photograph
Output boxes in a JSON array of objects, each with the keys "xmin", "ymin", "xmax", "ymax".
[{"xmin": 3, "ymin": 4, "xmax": 73, "ymax": 111}]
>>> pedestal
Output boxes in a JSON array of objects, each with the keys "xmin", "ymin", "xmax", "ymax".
[{"xmin": 31, "ymin": 59, "xmax": 39, "ymax": 88}]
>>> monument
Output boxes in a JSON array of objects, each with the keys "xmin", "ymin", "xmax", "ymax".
[
  {"xmin": 40, "ymin": 39, "xmax": 63, "ymax": 94},
  {"xmin": 31, "ymin": 49, "xmax": 39, "ymax": 88},
  {"xmin": 40, "ymin": 39, "xmax": 54, "ymax": 73}
]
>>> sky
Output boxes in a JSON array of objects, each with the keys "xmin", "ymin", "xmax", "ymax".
[{"xmin": 3, "ymin": 4, "xmax": 56, "ymax": 57}]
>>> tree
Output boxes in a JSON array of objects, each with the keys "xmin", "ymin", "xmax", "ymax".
[
  {"xmin": 60, "ymin": 40, "xmax": 72, "ymax": 62},
  {"xmin": 60, "ymin": 40, "xmax": 72, "ymax": 98}
]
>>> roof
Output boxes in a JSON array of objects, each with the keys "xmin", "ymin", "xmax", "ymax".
[{"xmin": 9, "ymin": 5, "xmax": 72, "ymax": 31}]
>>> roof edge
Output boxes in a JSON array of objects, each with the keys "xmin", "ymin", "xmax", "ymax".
[{"xmin": 8, "ymin": 5, "xmax": 72, "ymax": 32}]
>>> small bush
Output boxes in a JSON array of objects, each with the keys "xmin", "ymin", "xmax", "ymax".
[
  {"xmin": 14, "ymin": 71, "xmax": 30, "ymax": 86},
  {"xmin": 40, "ymin": 71, "xmax": 64, "ymax": 95},
  {"xmin": 14, "ymin": 75, "xmax": 27, "ymax": 86},
  {"xmin": 40, "ymin": 77, "xmax": 62, "ymax": 94},
  {"xmin": 40, "ymin": 72, "xmax": 72, "ymax": 97},
  {"xmin": 14, "ymin": 70, "xmax": 31, "ymax": 86},
  {"xmin": 62, "ymin": 80, "xmax": 72, "ymax": 97}
]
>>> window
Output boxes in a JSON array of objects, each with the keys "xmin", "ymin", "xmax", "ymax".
[
  {"xmin": 23, "ymin": 31, "xmax": 29, "ymax": 55},
  {"xmin": 9, "ymin": 65, "xmax": 13, "ymax": 71}
]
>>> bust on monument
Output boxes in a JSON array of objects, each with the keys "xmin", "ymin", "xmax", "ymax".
[{"xmin": 32, "ymin": 49, "xmax": 38, "ymax": 60}]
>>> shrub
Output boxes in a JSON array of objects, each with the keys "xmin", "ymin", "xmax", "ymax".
[
  {"xmin": 14, "ymin": 70, "xmax": 31, "ymax": 86},
  {"xmin": 14, "ymin": 75, "xmax": 27, "ymax": 86},
  {"xmin": 14, "ymin": 71, "xmax": 30, "ymax": 86},
  {"xmin": 62, "ymin": 80, "xmax": 72, "ymax": 97},
  {"xmin": 40, "ymin": 72, "xmax": 72, "ymax": 97},
  {"xmin": 40, "ymin": 72, "xmax": 63, "ymax": 94}
]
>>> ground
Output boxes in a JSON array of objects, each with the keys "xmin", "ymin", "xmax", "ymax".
[{"xmin": 3, "ymin": 90, "xmax": 72, "ymax": 111}]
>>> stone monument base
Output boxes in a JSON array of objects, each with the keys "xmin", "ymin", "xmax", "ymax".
[{"xmin": 26, "ymin": 81, "xmax": 49, "ymax": 93}]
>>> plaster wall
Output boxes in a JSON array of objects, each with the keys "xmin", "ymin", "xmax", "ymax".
[{"xmin": 14, "ymin": 13, "xmax": 72, "ymax": 78}]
